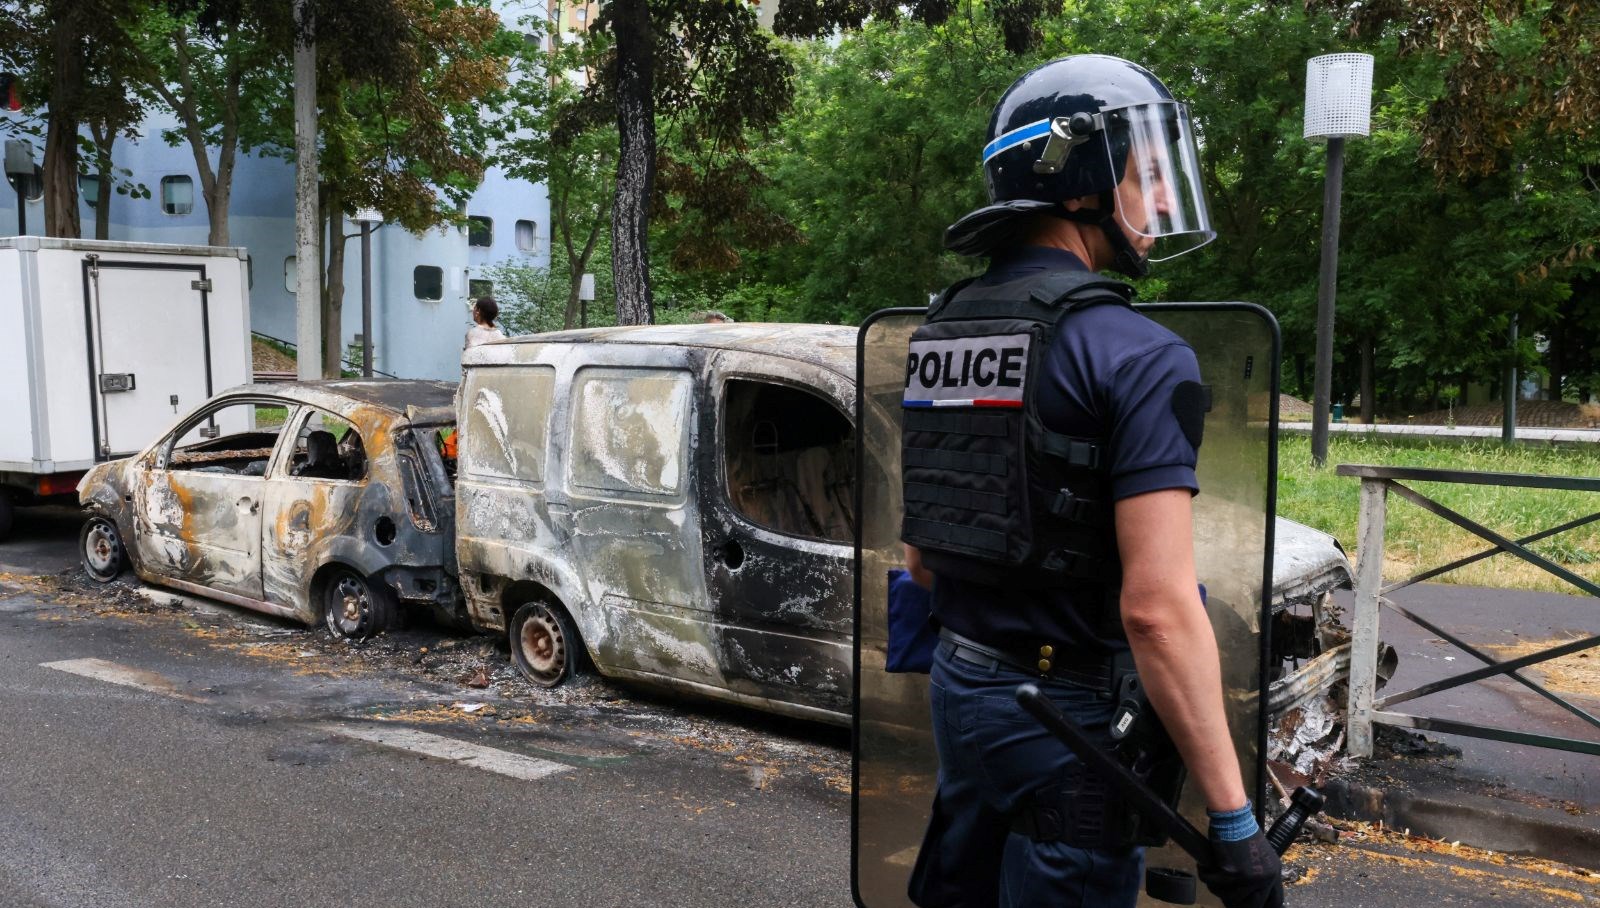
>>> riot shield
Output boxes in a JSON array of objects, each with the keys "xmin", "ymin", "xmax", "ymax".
[{"xmin": 853, "ymin": 303, "xmax": 1280, "ymax": 908}]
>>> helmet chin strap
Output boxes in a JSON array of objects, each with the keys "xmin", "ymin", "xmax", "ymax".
[{"xmin": 1052, "ymin": 191, "xmax": 1151, "ymax": 279}]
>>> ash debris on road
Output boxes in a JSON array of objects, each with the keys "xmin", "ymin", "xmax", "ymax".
[{"xmin": 9, "ymin": 566, "xmax": 851, "ymax": 793}]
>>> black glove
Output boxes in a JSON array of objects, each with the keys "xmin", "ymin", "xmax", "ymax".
[{"xmin": 1197, "ymin": 828, "xmax": 1284, "ymax": 908}]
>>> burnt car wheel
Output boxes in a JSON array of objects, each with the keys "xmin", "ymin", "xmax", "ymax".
[
  {"xmin": 80, "ymin": 516, "xmax": 126, "ymax": 583},
  {"xmin": 510, "ymin": 600, "xmax": 580, "ymax": 688},
  {"xmin": 322, "ymin": 569, "xmax": 395, "ymax": 639}
]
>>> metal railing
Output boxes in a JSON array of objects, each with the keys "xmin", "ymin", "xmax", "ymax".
[
  {"xmin": 1339, "ymin": 464, "xmax": 1600, "ymax": 758},
  {"xmin": 251, "ymin": 330, "xmax": 399, "ymax": 380}
]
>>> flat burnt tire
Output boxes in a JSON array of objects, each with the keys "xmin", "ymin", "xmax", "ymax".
[
  {"xmin": 322, "ymin": 568, "xmax": 395, "ymax": 640},
  {"xmin": 80, "ymin": 516, "xmax": 126, "ymax": 583},
  {"xmin": 509, "ymin": 600, "xmax": 580, "ymax": 688}
]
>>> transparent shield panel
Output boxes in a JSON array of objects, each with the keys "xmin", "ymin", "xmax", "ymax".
[
  {"xmin": 854, "ymin": 312, "xmax": 936, "ymax": 908},
  {"xmin": 853, "ymin": 305, "xmax": 1277, "ymax": 908},
  {"xmin": 1135, "ymin": 304, "xmax": 1277, "ymax": 906}
]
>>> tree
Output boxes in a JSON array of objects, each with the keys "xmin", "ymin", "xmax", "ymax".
[
  {"xmin": 1302, "ymin": 0, "xmax": 1600, "ymax": 405},
  {"xmin": 742, "ymin": 14, "xmax": 1015, "ymax": 323},
  {"xmin": 0, "ymin": 0, "xmax": 145, "ymax": 238},
  {"xmin": 495, "ymin": 7, "xmax": 615, "ymax": 331},
  {"xmin": 298, "ymin": 0, "xmax": 513, "ymax": 375},
  {"xmin": 588, "ymin": 0, "xmax": 798, "ymax": 325},
  {"xmin": 124, "ymin": 0, "xmax": 290, "ymax": 246}
]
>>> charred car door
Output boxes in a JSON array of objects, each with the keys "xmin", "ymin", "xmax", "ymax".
[
  {"xmin": 698, "ymin": 353, "xmax": 856, "ymax": 715},
  {"xmin": 562, "ymin": 363, "xmax": 724, "ymax": 690},
  {"xmin": 260, "ymin": 407, "xmax": 373, "ymax": 618},
  {"xmin": 134, "ymin": 398, "xmax": 285, "ymax": 600}
]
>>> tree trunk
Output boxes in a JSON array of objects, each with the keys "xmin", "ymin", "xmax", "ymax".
[
  {"xmin": 563, "ymin": 206, "xmax": 606, "ymax": 329},
  {"xmin": 206, "ymin": 176, "xmax": 232, "ymax": 247},
  {"xmin": 609, "ymin": 0, "xmax": 654, "ymax": 326},
  {"xmin": 91, "ymin": 126, "xmax": 114, "ymax": 241},
  {"xmin": 322, "ymin": 204, "xmax": 346, "ymax": 378},
  {"xmin": 1359, "ymin": 334, "xmax": 1375, "ymax": 424},
  {"xmin": 1548, "ymin": 307, "xmax": 1566, "ymax": 402},
  {"xmin": 43, "ymin": 15, "xmax": 83, "ymax": 239}
]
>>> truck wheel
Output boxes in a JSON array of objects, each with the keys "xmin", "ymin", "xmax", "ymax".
[
  {"xmin": 322, "ymin": 568, "xmax": 395, "ymax": 639},
  {"xmin": 80, "ymin": 516, "xmax": 126, "ymax": 583},
  {"xmin": 509, "ymin": 600, "xmax": 581, "ymax": 688}
]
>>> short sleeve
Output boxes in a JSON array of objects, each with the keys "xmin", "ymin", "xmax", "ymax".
[{"xmin": 1104, "ymin": 341, "xmax": 1202, "ymax": 500}]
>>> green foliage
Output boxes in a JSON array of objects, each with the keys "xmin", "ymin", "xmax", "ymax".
[
  {"xmin": 1278, "ymin": 433, "xmax": 1600, "ymax": 592},
  {"xmin": 741, "ymin": 14, "xmax": 1013, "ymax": 323},
  {"xmin": 484, "ymin": 236, "xmax": 730, "ymax": 336},
  {"xmin": 663, "ymin": 0, "xmax": 1599, "ymax": 416}
]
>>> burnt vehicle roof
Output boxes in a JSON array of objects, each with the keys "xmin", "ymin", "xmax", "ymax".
[
  {"xmin": 478, "ymin": 324, "xmax": 858, "ymax": 378},
  {"xmin": 218, "ymin": 380, "xmax": 457, "ymax": 416}
]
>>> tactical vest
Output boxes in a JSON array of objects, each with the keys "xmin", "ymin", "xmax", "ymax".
[{"xmin": 900, "ymin": 269, "xmax": 1134, "ymax": 594}]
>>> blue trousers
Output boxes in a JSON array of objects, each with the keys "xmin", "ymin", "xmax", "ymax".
[{"xmin": 908, "ymin": 641, "xmax": 1143, "ymax": 908}]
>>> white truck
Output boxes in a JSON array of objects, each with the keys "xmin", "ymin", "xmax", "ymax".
[{"xmin": 0, "ymin": 238, "xmax": 252, "ymax": 539}]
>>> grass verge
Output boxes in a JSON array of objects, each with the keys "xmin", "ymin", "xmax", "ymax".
[{"xmin": 1277, "ymin": 434, "xmax": 1600, "ymax": 594}]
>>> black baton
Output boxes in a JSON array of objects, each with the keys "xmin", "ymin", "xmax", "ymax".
[{"xmin": 1015, "ymin": 684, "xmax": 1324, "ymax": 903}]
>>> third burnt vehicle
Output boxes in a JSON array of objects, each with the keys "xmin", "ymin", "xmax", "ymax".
[
  {"xmin": 77, "ymin": 380, "xmax": 460, "ymax": 638},
  {"xmin": 458, "ymin": 324, "xmax": 1354, "ymax": 726}
]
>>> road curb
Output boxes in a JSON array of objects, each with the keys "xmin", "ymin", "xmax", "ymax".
[{"xmin": 1322, "ymin": 778, "xmax": 1600, "ymax": 873}]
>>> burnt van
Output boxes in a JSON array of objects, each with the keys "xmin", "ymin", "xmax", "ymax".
[
  {"xmin": 458, "ymin": 324, "xmax": 1359, "ymax": 727},
  {"xmin": 456, "ymin": 325, "xmax": 859, "ymax": 722}
]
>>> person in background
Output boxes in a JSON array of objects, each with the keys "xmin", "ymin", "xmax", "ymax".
[{"xmin": 465, "ymin": 296, "xmax": 506, "ymax": 348}]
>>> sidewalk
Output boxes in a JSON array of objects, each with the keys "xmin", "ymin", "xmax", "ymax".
[
  {"xmin": 1280, "ymin": 421, "xmax": 1600, "ymax": 444},
  {"xmin": 1324, "ymin": 583, "xmax": 1600, "ymax": 870}
]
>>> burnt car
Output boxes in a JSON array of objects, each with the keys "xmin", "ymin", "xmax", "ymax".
[
  {"xmin": 458, "ymin": 325, "xmax": 1356, "ymax": 726},
  {"xmin": 77, "ymin": 381, "xmax": 460, "ymax": 638}
]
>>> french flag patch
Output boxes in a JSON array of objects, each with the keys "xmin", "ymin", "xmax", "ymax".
[{"xmin": 903, "ymin": 333, "xmax": 1030, "ymax": 409}]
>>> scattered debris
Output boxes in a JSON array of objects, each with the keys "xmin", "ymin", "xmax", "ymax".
[
  {"xmin": 1481, "ymin": 635, "xmax": 1600, "ymax": 701},
  {"xmin": 1269, "ymin": 692, "xmax": 1352, "ymax": 783},
  {"xmin": 1375, "ymin": 724, "xmax": 1463, "ymax": 759}
]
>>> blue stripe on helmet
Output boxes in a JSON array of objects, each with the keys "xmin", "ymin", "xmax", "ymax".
[{"xmin": 982, "ymin": 118, "xmax": 1052, "ymax": 164}]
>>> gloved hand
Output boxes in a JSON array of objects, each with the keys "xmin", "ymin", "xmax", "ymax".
[{"xmin": 1197, "ymin": 828, "xmax": 1284, "ymax": 908}]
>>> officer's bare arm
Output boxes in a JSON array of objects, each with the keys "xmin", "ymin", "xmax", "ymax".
[
  {"xmin": 903, "ymin": 544, "xmax": 934, "ymax": 590},
  {"xmin": 1114, "ymin": 488, "xmax": 1249, "ymax": 814}
]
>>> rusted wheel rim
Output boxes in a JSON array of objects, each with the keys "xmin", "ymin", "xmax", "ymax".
[
  {"xmin": 518, "ymin": 608, "xmax": 566, "ymax": 684},
  {"xmin": 326, "ymin": 575, "xmax": 372, "ymax": 637},
  {"xmin": 84, "ymin": 520, "xmax": 121, "ymax": 575}
]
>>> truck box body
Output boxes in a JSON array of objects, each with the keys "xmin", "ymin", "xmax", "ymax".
[{"xmin": 0, "ymin": 238, "xmax": 251, "ymax": 480}]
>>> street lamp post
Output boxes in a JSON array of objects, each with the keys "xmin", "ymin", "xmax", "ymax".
[
  {"xmin": 1304, "ymin": 53, "xmax": 1373, "ymax": 467},
  {"xmin": 5, "ymin": 140, "xmax": 34, "ymax": 236},
  {"xmin": 352, "ymin": 208, "xmax": 382, "ymax": 377}
]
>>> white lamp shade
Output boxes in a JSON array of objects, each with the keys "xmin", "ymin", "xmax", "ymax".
[{"xmin": 1304, "ymin": 53, "xmax": 1373, "ymax": 140}]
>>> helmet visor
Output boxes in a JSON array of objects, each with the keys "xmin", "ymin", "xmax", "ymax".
[{"xmin": 1109, "ymin": 102, "xmax": 1214, "ymax": 262}]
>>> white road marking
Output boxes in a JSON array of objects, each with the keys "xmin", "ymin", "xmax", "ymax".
[
  {"xmin": 41, "ymin": 658, "xmax": 574, "ymax": 783},
  {"xmin": 886, "ymin": 845, "xmax": 922, "ymax": 868},
  {"xmin": 319, "ymin": 722, "xmax": 573, "ymax": 782},
  {"xmin": 40, "ymin": 658, "xmax": 207, "ymax": 703}
]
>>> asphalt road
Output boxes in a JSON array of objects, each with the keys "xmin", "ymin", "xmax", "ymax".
[{"xmin": 3, "ymin": 504, "xmax": 1598, "ymax": 907}]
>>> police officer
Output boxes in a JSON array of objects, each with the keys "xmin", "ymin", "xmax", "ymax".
[{"xmin": 902, "ymin": 55, "xmax": 1284, "ymax": 908}]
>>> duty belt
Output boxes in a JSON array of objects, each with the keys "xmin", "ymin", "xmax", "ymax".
[{"xmin": 938, "ymin": 628, "xmax": 1113, "ymax": 694}]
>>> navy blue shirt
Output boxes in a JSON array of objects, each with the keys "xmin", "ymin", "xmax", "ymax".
[{"xmin": 929, "ymin": 246, "xmax": 1203, "ymax": 654}]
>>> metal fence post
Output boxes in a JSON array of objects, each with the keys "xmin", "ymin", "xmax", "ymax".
[{"xmin": 1347, "ymin": 476, "xmax": 1388, "ymax": 757}]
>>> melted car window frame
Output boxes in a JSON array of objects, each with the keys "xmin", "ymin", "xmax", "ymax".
[
  {"xmin": 718, "ymin": 375, "xmax": 856, "ymax": 546},
  {"xmin": 156, "ymin": 397, "xmax": 297, "ymax": 478},
  {"xmin": 279, "ymin": 406, "xmax": 370, "ymax": 484}
]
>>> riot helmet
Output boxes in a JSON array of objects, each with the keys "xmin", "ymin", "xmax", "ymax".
[{"xmin": 945, "ymin": 54, "xmax": 1214, "ymax": 277}]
